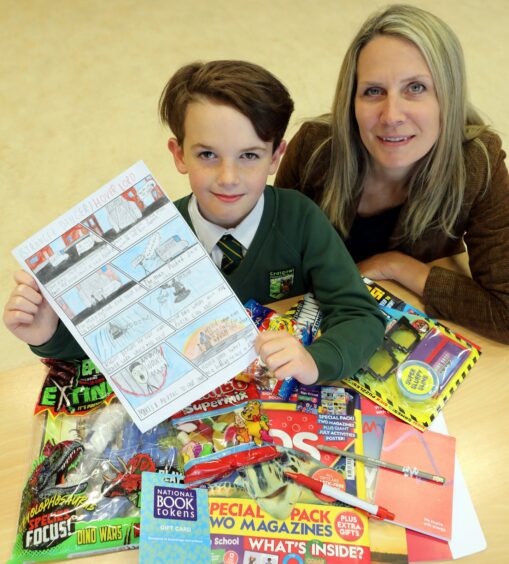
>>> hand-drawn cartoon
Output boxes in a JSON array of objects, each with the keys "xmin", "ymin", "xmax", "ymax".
[
  {"xmin": 111, "ymin": 348, "xmax": 169, "ymax": 397},
  {"xmin": 86, "ymin": 304, "xmax": 160, "ymax": 363},
  {"xmin": 106, "ymin": 196, "xmax": 142, "ymax": 233},
  {"xmin": 77, "ymin": 267, "xmax": 122, "ymax": 308},
  {"xmin": 131, "ymin": 232, "xmax": 162, "ymax": 276},
  {"xmin": 154, "ymin": 234, "xmax": 189, "ymax": 261},
  {"xmin": 182, "ymin": 317, "xmax": 247, "ymax": 361},
  {"xmin": 157, "ymin": 278, "xmax": 191, "ymax": 304}
]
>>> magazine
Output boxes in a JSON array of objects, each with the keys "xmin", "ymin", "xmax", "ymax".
[{"xmin": 209, "ymin": 497, "xmax": 370, "ymax": 564}]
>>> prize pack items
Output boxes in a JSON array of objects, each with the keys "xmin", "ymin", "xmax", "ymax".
[
  {"xmin": 8, "ymin": 359, "xmax": 183, "ymax": 564},
  {"xmin": 209, "ymin": 496, "xmax": 371, "ymax": 564},
  {"xmin": 264, "ymin": 384, "xmax": 365, "ymax": 501},
  {"xmin": 345, "ymin": 306, "xmax": 480, "ymax": 430},
  {"xmin": 212, "ymin": 444, "xmax": 368, "ymax": 524},
  {"xmin": 171, "ymin": 394, "xmax": 278, "ymax": 486},
  {"xmin": 140, "ymin": 474, "xmax": 210, "ymax": 563},
  {"xmin": 243, "ymin": 298, "xmax": 317, "ymax": 400},
  {"xmin": 207, "ymin": 386, "xmax": 367, "ymax": 522},
  {"xmin": 374, "ymin": 418, "xmax": 456, "ymax": 540}
]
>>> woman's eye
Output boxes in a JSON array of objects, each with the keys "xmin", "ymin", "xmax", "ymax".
[
  {"xmin": 365, "ymin": 86, "xmax": 383, "ymax": 96},
  {"xmin": 408, "ymin": 82, "xmax": 425, "ymax": 94}
]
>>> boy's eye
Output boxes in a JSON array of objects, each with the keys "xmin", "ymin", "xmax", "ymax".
[
  {"xmin": 241, "ymin": 152, "xmax": 260, "ymax": 160},
  {"xmin": 198, "ymin": 150, "xmax": 216, "ymax": 160},
  {"xmin": 408, "ymin": 82, "xmax": 425, "ymax": 94}
]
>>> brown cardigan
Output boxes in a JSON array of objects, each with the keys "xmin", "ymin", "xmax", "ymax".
[{"xmin": 275, "ymin": 122, "xmax": 509, "ymax": 343}]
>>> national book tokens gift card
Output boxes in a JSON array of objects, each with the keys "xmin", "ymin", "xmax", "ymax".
[{"xmin": 140, "ymin": 472, "xmax": 210, "ymax": 563}]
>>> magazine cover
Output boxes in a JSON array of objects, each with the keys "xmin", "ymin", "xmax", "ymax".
[
  {"xmin": 209, "ymin": 497, "xmax": 370, "ymax": 564},
  {"xmin": 262, "ymin": 385, "xmax": 366, "ymax": 499}
]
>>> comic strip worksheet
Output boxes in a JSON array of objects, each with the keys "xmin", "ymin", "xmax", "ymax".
[{"xmin": 13, "ymin": 161, "xmax": 259, "ymax": 432}]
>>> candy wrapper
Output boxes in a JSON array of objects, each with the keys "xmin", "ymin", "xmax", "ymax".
[
  {"xmin": 242, "ymin": 298, "xmax": 318, "ymax": 400},
  {"xmin": 8, "ymin": 358, "xmax": 183, "ymax": 564},
  {"xmin": 171, "ymin": 395, "xmax": 277, "ymax": 486}
]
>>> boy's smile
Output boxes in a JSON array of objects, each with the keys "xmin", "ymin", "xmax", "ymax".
[{"xmin": 169, "ymin": 99, "xmax": 285, "ymax": 229}]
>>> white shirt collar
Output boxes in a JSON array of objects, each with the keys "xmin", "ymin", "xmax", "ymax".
[{"xmin": 188, "ymin": 193, "xmax": 264, "ymax": 259}]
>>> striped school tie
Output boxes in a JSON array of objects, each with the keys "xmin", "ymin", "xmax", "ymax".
[{"xmin": 217, "ymin": 234, "xmax": 243, "ymax": 274}]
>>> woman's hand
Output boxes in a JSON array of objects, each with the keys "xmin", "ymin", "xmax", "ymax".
[
  {"xmin": 357, "ymin": 251, "xmax": 431, "ymax": 296},
  {"xmin": 255, "ymin": 330, "xmax": 319, "ymax": 386}
]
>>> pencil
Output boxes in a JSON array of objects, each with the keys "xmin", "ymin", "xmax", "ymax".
[{"xmin": 316, "ymin": 444, "xmax": 446, "ymax": 485}]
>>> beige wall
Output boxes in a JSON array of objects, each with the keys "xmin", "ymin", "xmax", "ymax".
[{"xmin": 1, "ymin": 0, "xmax": 508, "ymax": 373}]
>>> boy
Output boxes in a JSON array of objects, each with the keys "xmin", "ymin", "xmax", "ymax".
[{"xmin": 3, "ymin": 60, "xmax": 385, "ymax": 386}]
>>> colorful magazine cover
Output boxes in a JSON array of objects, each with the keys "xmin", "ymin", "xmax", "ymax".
[
  {"xmin": 262, "ymin": 384, "xmax": 366, "ymax": 500},
  {"xmin": 209, "ymin": 497, "xmax": 370, "ymax": 564}
]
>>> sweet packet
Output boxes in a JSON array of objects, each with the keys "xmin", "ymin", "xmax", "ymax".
[
  {"xmin": 242, "ymin": 297, "xmax": 318, "ymax": 400},
  {"xmin": 170, "ymin": 390, "xmax": 280, "ymax": 486}
]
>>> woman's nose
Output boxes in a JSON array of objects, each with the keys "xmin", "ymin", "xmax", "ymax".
[{"xmin": 380, "ymin": 94, "xmax": 405, "ymax": 126}]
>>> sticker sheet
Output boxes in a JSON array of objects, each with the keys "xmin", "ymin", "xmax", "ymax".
[{"xmin": 13, "ymin": 161, "xmax": 258, "ymax": 432}]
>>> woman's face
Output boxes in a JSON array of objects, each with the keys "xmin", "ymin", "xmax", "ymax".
[{"xmin": 354, "ymin": 35, "xmax": 440, "ymax": 180}]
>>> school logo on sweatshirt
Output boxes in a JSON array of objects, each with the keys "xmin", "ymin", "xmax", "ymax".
[{"xmin": 269, "ymin": 268, "xmax": 295, "ymax": 299}]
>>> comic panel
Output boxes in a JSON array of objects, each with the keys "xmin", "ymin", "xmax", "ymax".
[
  {"xmin": 167, "ymin": 298, "xmax": 258, "ymax": 377},
  {"xmin": 84, "ymin": 175, "xmax": 177, "ymax": 250},
  {"xmin": 111, "ymin": 219, "xmax": 205, "ymax": 290},
  {"xmin": 55, "ymin": 264, "xmax": 146, "ymax": 335},
  {"xmin": 83, "ymin": 303, "xmax": 174, "ymax": 373},
  {"xmin": 25, "ymin": 225, "xmax": 118, "ymax": 296},
  {"xmin": 141, "ymin": 258, "xmax": 231, "ymax": 329},
  {"xmin": 110, "ymin": 344, "xmax": 207, "ymax": 422}
]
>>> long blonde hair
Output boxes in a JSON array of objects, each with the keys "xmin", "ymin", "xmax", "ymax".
[{"xmin": 308, "ymin": 4, "xmax": 487, "ymax": 242}]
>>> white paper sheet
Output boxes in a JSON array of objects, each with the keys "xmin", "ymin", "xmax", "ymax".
[
  {"xmin": 430, "ymin": 414, "xmax": 487, "ymax": 560},
  {"xmin": 13, "ymin": 161, "xmax": 258, "ymax": 432}
]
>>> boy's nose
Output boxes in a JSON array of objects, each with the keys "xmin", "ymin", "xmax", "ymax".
[
  {"xmin": 217, "ymin": 161, "xmax": 240, "ymax": 186},
  {"xmin": 380, "ymin": 94, "xmax": 405, "ymax": 126}
]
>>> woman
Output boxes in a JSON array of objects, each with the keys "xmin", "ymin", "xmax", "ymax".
[{"xmin": 275, "ymin": 4, "xmax": 509, "ymax": 343}]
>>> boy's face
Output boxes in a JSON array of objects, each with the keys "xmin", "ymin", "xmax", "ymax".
[{"xmin": 168, "ymin": 99, "xmax": 285, "ymax": 229}]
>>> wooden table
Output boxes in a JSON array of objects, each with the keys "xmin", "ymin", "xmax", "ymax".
[{"xmin": 1, "ymin": 260, "xmax": 507, "ymax": 563}]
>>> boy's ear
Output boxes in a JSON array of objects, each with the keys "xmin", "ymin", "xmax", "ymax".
[
  {"xmin": 168, "ymin": 138, "xmax": 188, "ymax": 174},
  {"xmin": 269, "ymin": 140, "xmax": 287, "ymax": 175}
]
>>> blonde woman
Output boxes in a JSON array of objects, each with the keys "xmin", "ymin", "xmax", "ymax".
[{"xmin": 276, "ymin": 4, "xmax": 509, "ymax": 343}]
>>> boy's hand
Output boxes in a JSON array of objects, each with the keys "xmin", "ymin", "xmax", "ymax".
[
  {"xmin": 255, "ymin": 330, "xmax": 319, "ymax": 386},
  {"xmin": 3, "ymin": 270, "xmax": 59, "ymax": 346}
]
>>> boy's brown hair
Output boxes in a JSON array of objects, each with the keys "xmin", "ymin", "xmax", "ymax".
[{"xmin": 159, "ymin": 60, "xmax": 294, "ymax": 151}]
